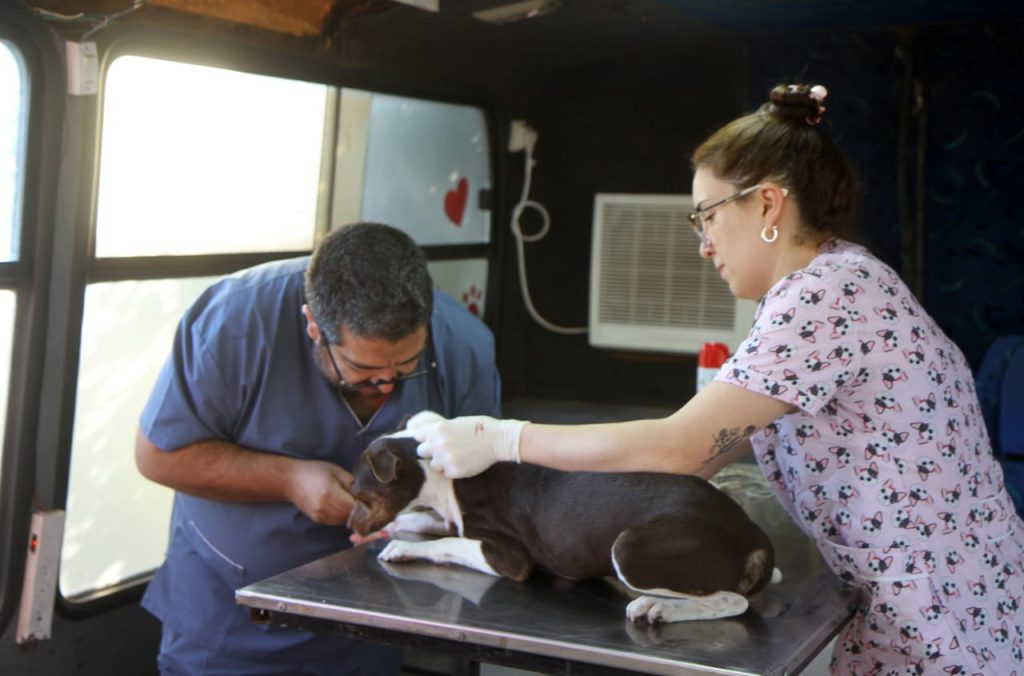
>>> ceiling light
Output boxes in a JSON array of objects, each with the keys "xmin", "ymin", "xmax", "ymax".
[
  {"xmin": 472, "ymin": 0, "xmax": 561, "ymax": 25},
  {"xmin": 392, "ymin": 0, "xmax": 439, "ymax": 11}
]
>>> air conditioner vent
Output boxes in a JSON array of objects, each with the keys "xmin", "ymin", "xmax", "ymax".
[{"xmin": 589, "ymin": 194, "xmax": 755, "ymax": 354}]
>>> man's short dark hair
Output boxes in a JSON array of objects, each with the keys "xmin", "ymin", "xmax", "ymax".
[{"xmin": 305, "ymin": 222, "xmax": 433, "ymax": 344}]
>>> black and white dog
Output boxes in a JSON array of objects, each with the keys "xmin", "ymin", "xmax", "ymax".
[{"xmin": 348, "ymin": 429, "xmax": 779, "ymax": 623}]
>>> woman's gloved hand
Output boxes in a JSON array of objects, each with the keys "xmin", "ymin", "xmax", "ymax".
[{"xmin": 407, "ymin": 411, "xmax": 527, "ymax": 478}]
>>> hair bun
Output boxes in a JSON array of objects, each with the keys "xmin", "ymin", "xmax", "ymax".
[{"xmin": 767, "ymin": 83, "xmax": 828, "ymax": 126}]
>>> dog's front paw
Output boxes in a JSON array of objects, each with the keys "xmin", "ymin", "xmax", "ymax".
[
  {"xmin": 388, "ymin": 510, "xmax": 449, "ymax": 536},
  {"xmin": 378, "ymin": 540, "xmax": 421, "ymax": 563}
]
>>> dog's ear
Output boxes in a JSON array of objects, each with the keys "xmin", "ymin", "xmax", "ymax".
[{"xmin": 367, "ymin": 446, "xmax": 401, "ymax": 484}]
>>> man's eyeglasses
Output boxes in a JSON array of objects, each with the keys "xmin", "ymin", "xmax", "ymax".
[
  {"xmin": 321, "ymin": 336, "xmax": 432, "ymax": 392},
  {"xmin": 688, "ymin": 183, "xmax": 787, "ymax": 245}
]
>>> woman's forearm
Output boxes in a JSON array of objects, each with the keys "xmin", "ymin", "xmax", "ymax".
[
  {"xmin": 518, "ymin": 418, "xmax": 697, "ymax": 473},
  {"xmin": 517, "ymin": 382, "xmax": 788, "ymax": 475}
]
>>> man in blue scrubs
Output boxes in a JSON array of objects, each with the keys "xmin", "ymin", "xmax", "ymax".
[{"xmin": 135, "ymin": 222, "xmax": 501, "ymax": 675}]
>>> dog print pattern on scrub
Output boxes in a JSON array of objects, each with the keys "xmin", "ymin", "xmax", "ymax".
[{"xmin": 717, "ymin": 238, "xmax": 1024, "ymax": 674}]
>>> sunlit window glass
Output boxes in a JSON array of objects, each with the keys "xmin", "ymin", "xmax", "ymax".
[
  {"xmin": 0, "ymin": 40, "xmax": 26, "ymax": 262},
  {"xmin": 95, "ymin": 56, "xmax": 329, "ymax": 258},
  {"xmin": 0, "ymin": 39, "xmax": 25, "ymax": 471},
  {"xmin": 61, "ymin": 278, "xmax": 215, "ymax": 598},
  {"xmin": 335, "ymin": 90, "xmax": 491, "ymax": 246}
]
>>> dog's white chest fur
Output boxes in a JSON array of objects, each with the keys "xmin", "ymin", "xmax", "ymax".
[{"xmin": 407, "ymin": 459, "xmax": 464, "ymax": 537}]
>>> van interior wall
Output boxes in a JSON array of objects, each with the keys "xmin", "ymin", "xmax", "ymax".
[
  {"xmin": 745, "ymin": 20, "xmax": 1024, "ymax": 372},
  {"xmin": 911, "ymin": 20, "xmax": 1024, "ymax": 370},
  {"xmin": 497, "ymin": 18, "xmax": 1024, "ymax": 408},
  {"xmin": 0, "ymin": 604, "xmax": 160, "ymax": 674},
  {"xmin": 494, "ymin": 41, "xmax": 746, "ymax": 408}
]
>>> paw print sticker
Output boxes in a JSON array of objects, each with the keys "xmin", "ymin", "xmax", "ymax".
[{"xmin": 462, "ymin": 284, "xmax": 483, "ymax": 316}]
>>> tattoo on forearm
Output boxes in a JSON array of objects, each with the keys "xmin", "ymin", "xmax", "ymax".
[{"xmin": 703, "ymin": 426, "xmax": 755, "ymax": 465}]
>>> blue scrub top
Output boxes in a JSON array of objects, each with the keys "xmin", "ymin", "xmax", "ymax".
[{"xmin": 139, "ymin": 257, "xmax": 500, "ymax": 665}]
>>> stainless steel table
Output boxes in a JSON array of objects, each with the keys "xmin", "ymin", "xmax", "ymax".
[{"xmin": 236, "ymin": 463, "xmax": 858, "ymax": 675}]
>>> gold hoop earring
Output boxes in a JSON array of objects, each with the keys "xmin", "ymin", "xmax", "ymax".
[{"xmin": 760, "ymin": 224, "xmax": 779, "ymax": 244}]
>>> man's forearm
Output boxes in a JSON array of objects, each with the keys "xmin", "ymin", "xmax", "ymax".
[{"xmin": 135, "ymin": 430, "xmax": 299, "ymax": 503}]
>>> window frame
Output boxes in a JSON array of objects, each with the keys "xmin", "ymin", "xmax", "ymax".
[{"xmin": 0, "ymin": 3, "xmax": 66, "ymax": 638}]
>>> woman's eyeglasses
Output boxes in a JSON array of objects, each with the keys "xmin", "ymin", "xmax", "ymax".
[{"xmin": 688, "ymin": 184, "xmax": 787, "ymax": 245}]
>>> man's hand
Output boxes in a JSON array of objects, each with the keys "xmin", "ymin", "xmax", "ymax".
[
  {"xmin": 349, "ymin": 530, "xmax": 389, "ymax": 546},
  {"xmin": 408, "ymin": 412, "xmax": 527, "ymax": 478},
  {"xmin": 286, "ymin": 460, "xmax": 356, "ymax": 525}
]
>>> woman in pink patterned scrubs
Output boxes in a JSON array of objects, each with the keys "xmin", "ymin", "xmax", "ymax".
[{"xmin": 412, "ymin": 84, "xmax": 1024, "ymax": 675}]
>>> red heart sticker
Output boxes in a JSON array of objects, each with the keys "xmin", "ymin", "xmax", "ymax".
[{"xmin": 444, "ymin": 177, "xmax": 468, "ymax": 226}]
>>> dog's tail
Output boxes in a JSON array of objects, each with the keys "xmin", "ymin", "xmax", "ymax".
[{"xmin": 738, "ymin": 548, "xmax": 776, "ymax": 595}]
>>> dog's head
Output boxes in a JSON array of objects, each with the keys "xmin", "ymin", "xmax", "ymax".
[{"xmin": 347, "ymin": 435, "xmax": 425, "ymax": 535}]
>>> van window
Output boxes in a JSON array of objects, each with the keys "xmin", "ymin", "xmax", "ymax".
[
  {"xmin": 336, "ymin": 89, "xmax": 492, "ymax": 245},
  {"xmin": 0, "ymin": 291, "xmax": 13, "ymax": 467},
  {"xmin": 0, "ymin": 40, "xmax": 27, "ymax": 469},
  {"xmin": 94, "ymin": 56, "xmax": 329, "ymax": 257},
  {"xmin": 334, "ymin": 88, "xmax": 492, "ymax": 315},
  {"xmin": 0, "ymin": 42, "xmax": 24, "ymax": 261},
  {"xmin": 62, "ymin": 277, "xmax": 215, "ymax": 597},
  {"xmin": 62, "ymin": 54, "xmax": 332, "ymax": 598}
]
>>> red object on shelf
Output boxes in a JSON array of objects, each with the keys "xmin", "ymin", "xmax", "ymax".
[
  {"xmin": 698, "ymin": 342, "xmax": 730, "ymax": 368},
  {"xmin": 696, "ymin": 342, "xmax": 731, "ymax": 392}
]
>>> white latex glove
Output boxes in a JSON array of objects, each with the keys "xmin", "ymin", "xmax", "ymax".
[{"xmin": 407, "ymin": 411, "xmax": 527, "ymax": 479}]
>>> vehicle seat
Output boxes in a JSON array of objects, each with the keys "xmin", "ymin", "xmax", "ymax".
[{"xmin": 975, "ymin": 335, "xmax": 1024, "ymax": 516}]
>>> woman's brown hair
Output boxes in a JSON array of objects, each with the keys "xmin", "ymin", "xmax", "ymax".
[{"xmin": 691, "ymin": 84, "xmax": 858, "ymax": 239}]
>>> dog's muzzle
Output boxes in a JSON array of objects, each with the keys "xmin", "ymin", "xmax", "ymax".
[{"xmin": 347, "ymin": 500, "xmax": 375, "ymax": 534}]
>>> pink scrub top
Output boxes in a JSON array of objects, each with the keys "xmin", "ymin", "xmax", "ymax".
[{"xmin": 719, "ymin": 239, "xmax": 1024, "ymax": 674}]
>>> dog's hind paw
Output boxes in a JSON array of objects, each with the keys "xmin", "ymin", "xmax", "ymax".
[
  {"xmin": 626, "ymin": 591, "xmax": 748, "ymax": 623},
  {"xmin": 626, "ymin": 596, "xmax": 662, "ymax": 622}
]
